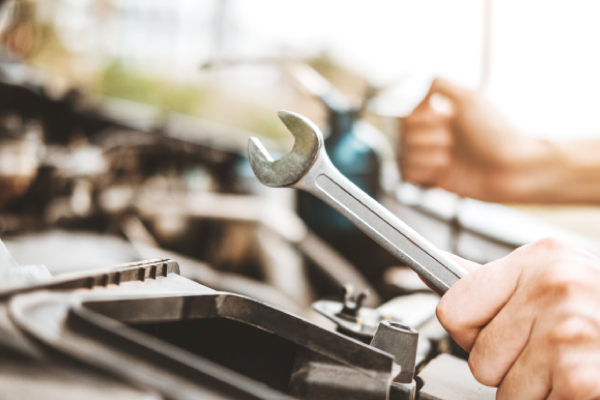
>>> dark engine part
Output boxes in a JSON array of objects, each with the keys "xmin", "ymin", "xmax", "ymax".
[{"xmin": 0, "ymin": 258, "xmax": 496, "ymax": 400}]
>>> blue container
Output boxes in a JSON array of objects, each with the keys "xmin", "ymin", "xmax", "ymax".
[{"xmin": 297, "ymin": 108, "xmax": 380, "ymax": 232}]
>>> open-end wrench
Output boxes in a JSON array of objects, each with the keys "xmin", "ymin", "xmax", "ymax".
[{"xmin": 248, "ymin": 111, "xmax": 468, "ymax": 294}]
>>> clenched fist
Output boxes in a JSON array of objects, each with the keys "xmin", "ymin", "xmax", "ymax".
[
  {"xmin": 399, "ymin": 78, "xmax": 563, "ymax": 203},
  {"xmin": 438, "ymin": 238, "xmax": 600, "ymax": 399}
]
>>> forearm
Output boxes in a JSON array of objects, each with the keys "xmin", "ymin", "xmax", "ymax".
[{"xmin": 516, "ymin": 139, "xmax": 600, "ymax": 203}]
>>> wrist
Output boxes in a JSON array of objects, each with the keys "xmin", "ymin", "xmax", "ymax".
[
  {"xmin": 511, "ymin": 139, "xmax": 600, "ymax": 203},
  {"xmin": 489, "ymin": 137, "xmax": 557, "ymax": 203}
]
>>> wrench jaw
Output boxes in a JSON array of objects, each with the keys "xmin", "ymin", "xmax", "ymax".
[{"xmin": 248, "ymin": 110, "xmax": 324, "ymax": 187}]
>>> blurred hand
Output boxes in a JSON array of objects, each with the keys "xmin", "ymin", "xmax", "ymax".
[
  {"xmin": 399, "ymin": 78, "xmax": 552, "ymax": 202},
  {"xmin": 438, "ymin": 238, "xmax": 600, "ymax": 399}
]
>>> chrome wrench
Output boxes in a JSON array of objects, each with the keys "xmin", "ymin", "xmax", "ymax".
[{"xmin": 248, "ymin": 111, "xmax": 468, "ymax": 294}]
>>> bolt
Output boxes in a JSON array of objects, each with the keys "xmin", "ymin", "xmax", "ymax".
[
  {"xmin": 337, "ymin": 284, "xmax": 370, "ymax": 320},
  {"xmin": 370, "ymin": 321, "xmax": 418, "ymax": 383}
]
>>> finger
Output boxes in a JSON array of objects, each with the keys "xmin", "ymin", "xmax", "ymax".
[
  {"xmin": 429, "ymin": 78, "xmax": 472, "ymax": 103},
  {"xmin": 545, "ymin": 314, "xmax": 600, "ymax": 400},
  {"xmin": 401, "ymin": 126, "xmax": 453, "ymax": 148},
  {"xmin": 469, "ymin": 249, "xmax": 600, "ymax": 386},
  {"xmin": 468, "ymin": 287, "xmax": 537, "ymax": 386},
  {"xmin": 407, "ymin": 79, "xmax": 455, "ymax": 121},
  {"xmin": 410, "ymin": 86, "xmax": 436, "ymax": 116},
  {"xmin": 445, "ymin": 252, "xmax": 481, "ymax": 272},
  {"xmin": 436, "ymin": 252, "xmax": 524, "ymax": 350},
  {"xmin": 496, "ymin": 341, "xmax": 550, "ymax": 400},
  {"xmin": 401, "ymin": 147, "xmax": 450, "ymax": 169},
  {"xmin": 406, "ymin": 99, "xmax": 453, "ymax": 125},
  {"xmin": 499, "ymin": 315, "xmax": 600, "ymax": 400},
  {"xmin": 408, "ymin": 78, "xmax": 469, "ymax": 123},
  {"xmin": 548, "ymin": 362, "xmax": 600, "ymax": 400},
  {"xmin": 402, "ymin": 165, "xmax": 441, "ymax": 185},
  {"xmin": 400, "ymin": 137, "xmax": 450, "ymax": 173},
  {"xmin": 417, "ymin": 254, "xmax": 480, "ymax": 292},
  {"xmin": 401, "ymin": 156, "xmax": 448, "ymax": 185}
]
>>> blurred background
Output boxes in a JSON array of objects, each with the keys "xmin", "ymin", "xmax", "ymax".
[
  {"xmin": 2, "ymin": 0, "xmax": 600, "ymax": 315},
  {"xmin": 8, "ymin": 0, "xmax": 600, "ymax": 139}
]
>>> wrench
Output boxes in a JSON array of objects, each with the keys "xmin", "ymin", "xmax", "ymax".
[{"xmin": 248, "ymin": 111, "xmax": 468, "ymax": 294}]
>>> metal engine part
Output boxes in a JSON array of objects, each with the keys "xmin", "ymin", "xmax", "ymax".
[{"xmin": 0, "ymin": 258, "xmax": 495, "ymax": 400}]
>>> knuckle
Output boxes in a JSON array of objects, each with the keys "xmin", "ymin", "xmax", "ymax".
[
  {"xmin": 531, "ymin": 268, "xmax": 579, "ymax": 303},
  {"xmin": 529, "ymin": 237, "xmax": 571, "ymax": 253},
  {"xmin": 518, "ymin": 238, "xmax": 590, "ymax": 290},
  {"xmin": 554, "ymin": 366, "xmax": 600, "ymax": 398},
  {"xmin": 545, "ymin": 315, "xmax": 599, "ymax": 346},
  {"xmin": 539, "ymin": 262, "xmax": 575, "ymax": 285},
  {"xmin": 533, "ymin": 262, "xmax": 585, "ymax": 299}
]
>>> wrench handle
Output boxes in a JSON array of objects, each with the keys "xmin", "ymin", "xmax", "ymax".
[{"xmin": 298, "ymin": 160, "xmax": 468, "ymax": 294}]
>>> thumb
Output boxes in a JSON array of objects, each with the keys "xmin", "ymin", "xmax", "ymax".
[
  {"xmin": 429, "ymin": 78, "xmax": 470, "ymax": 103},
  {"xmin": 418, "ymin": 253, "xmax": 481, "ymax": 294},
  {"xmin": 410, "ymin": 78, "xmax": 465, "ymax": 117},
  {"xmin": 445, "ymin": 252, "xmax": 481, "ymax": 273},
  {"xmin": 410, "ymin": 87, "xmax": 435, "ymax": 116}
]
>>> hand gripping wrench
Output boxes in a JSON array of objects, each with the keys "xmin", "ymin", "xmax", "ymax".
[{"xmin": 248, "ymin": 111, "xmax": 468, "ymax": 294}]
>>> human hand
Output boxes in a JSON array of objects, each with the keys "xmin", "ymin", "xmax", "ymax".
[
  {"xmin": 438, "ymin": 238, "xmax": 600, "ymax": 399},
  {"xmin": 399, "ymin": 78, "xmax": 553, "ymax": 202}
]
